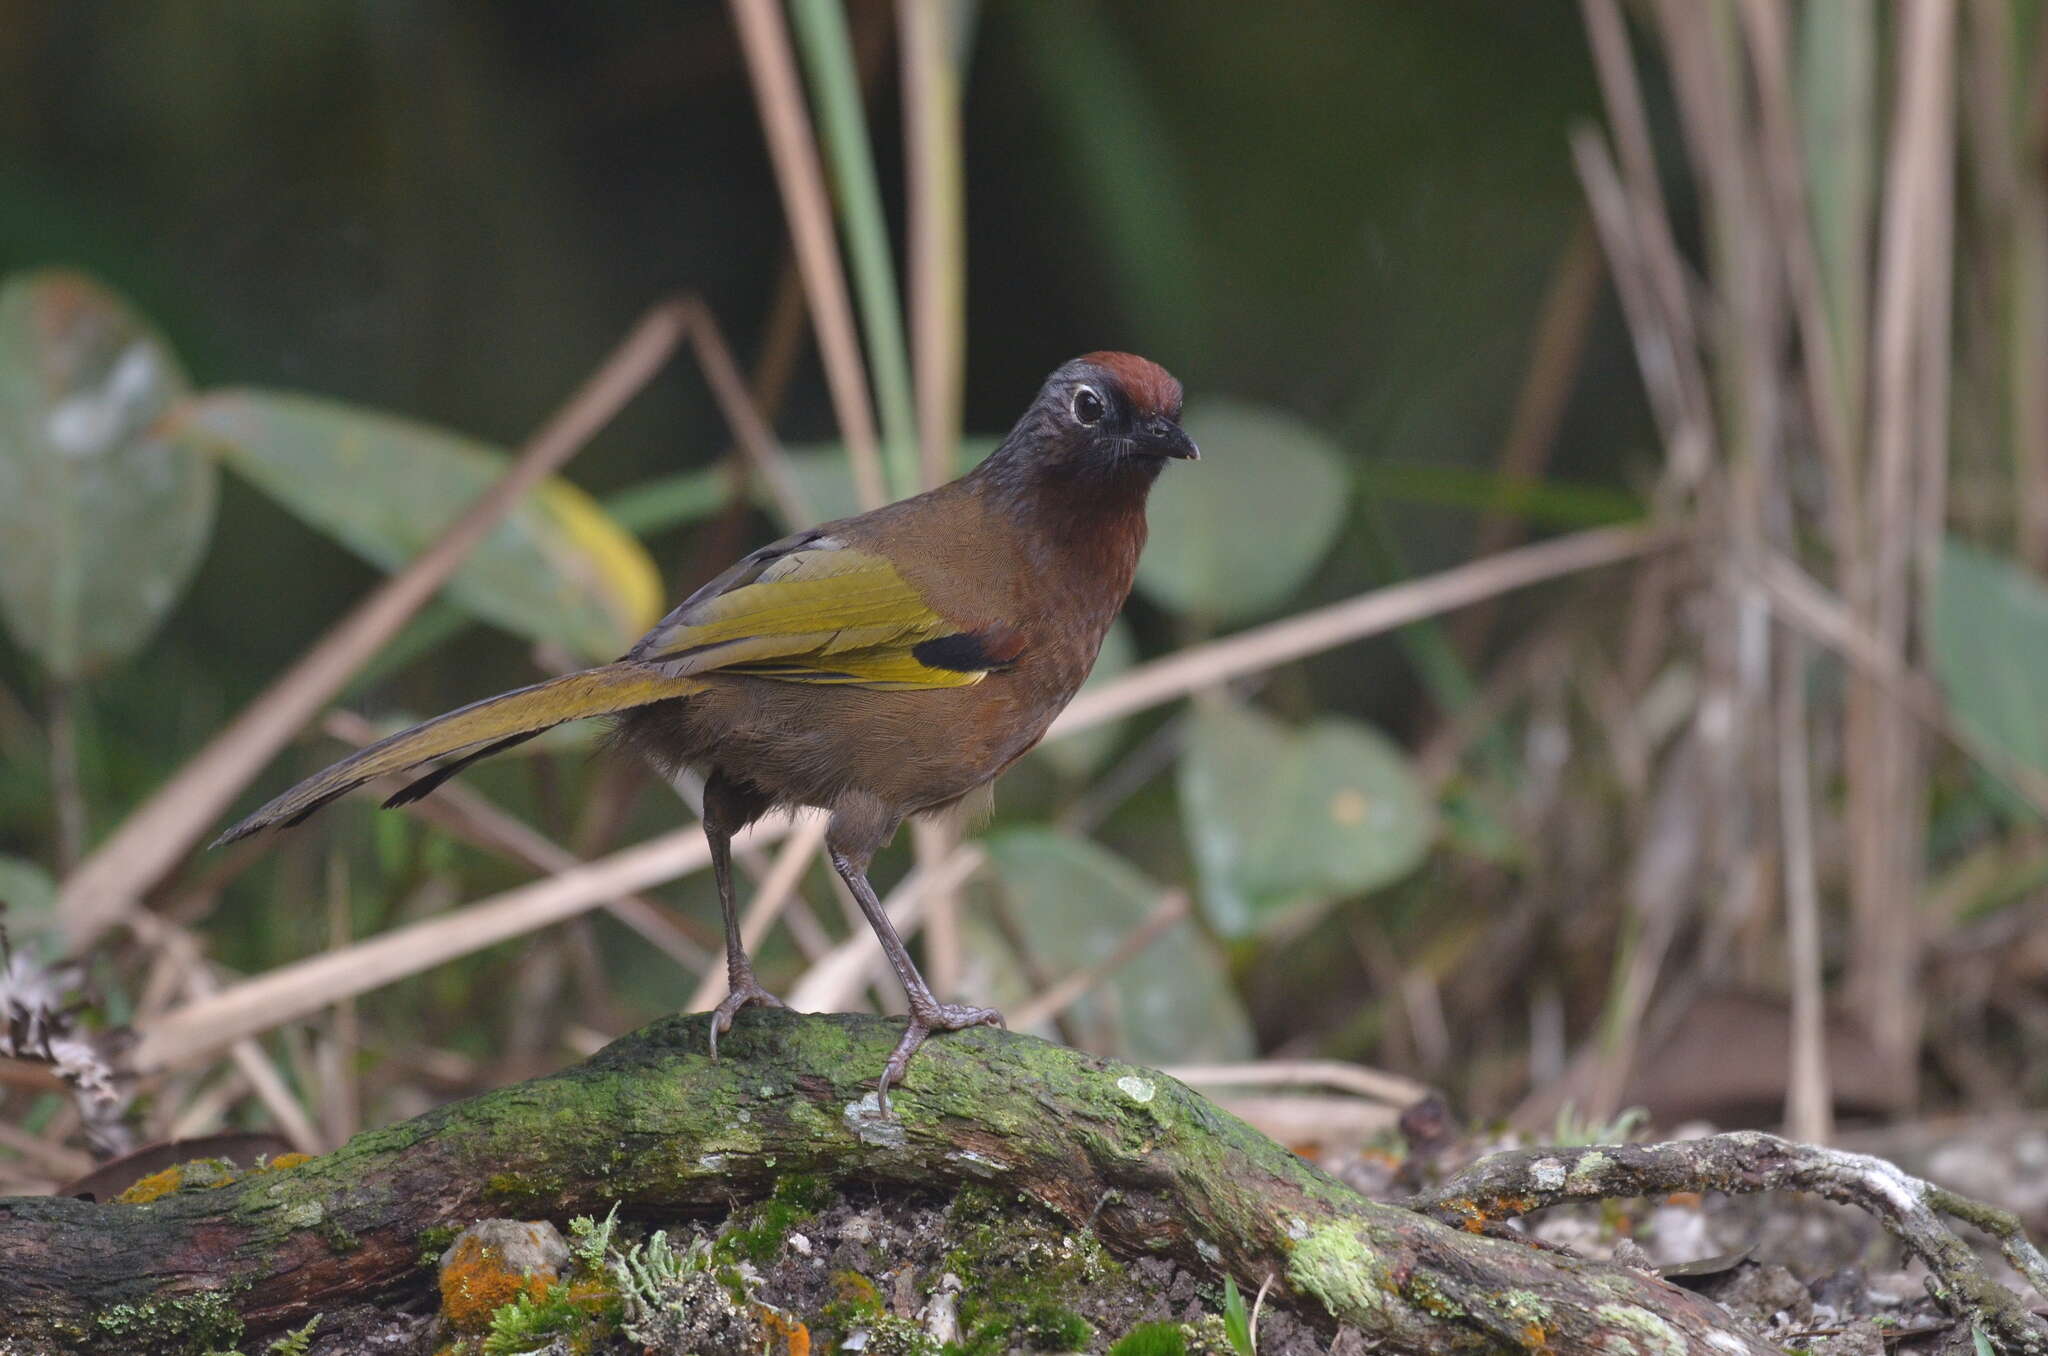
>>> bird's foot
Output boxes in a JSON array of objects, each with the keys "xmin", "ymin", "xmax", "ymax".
[
  {"xmin": 707, "ymin": 976, "xmax": 788, "ymax": 1061},
  {"xmin": 876, "ymin": 1000, "xmax": 1005, "ymax": 1114}
]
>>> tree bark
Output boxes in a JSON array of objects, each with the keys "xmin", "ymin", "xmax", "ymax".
[{"xmin": 3, "ymin": 1012, "xmax": 1789, "ymax": 1353}]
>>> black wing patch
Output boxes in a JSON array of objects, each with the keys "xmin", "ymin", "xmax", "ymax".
[{"xmin": 911, "ymin": 628, "xmax": 1025, "ymax": 673}]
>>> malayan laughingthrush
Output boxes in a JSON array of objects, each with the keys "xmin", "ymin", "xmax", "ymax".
[{"xmin": 217, "ymin": 353, "xmax": 1197, "ymax": 1107}]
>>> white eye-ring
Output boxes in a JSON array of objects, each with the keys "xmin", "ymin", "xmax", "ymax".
[{"xmin": 1072, "ymin": 386, "xmax": 1106, "ymax": 425}]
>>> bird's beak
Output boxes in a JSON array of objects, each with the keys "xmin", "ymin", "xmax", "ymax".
[{"xmin": 1142, "ymin": 418, "xmax": 1199, "ymax": 460}]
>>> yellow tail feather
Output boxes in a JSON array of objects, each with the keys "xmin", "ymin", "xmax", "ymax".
[{"xmin": 214, "ymin": 663, "xmax": 703, "ymax": 845}]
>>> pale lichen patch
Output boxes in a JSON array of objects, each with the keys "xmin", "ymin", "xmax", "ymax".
[
  {"xmin": 1593, "ymin": 1303, "xmax": 1688, "ymax": 1356},
  {"xmin": 1568, "ymin": 1150, "xmax": 1612, "ymax": 1194},
  {"xmin": 1116, "ymin": 1074, "xmax": 1156, "ymax": 1104},
  {"xmin": 1286, "ymin": 1222, "xmax": 1389, "ymax": 1319},
  {"xmin": 946, "ymin": 1149, "xmax": 1009, "ymax": 1178},
  {"xmin": 844, "ymin": 1093, "xmax": 907, "ymax": 1148}
]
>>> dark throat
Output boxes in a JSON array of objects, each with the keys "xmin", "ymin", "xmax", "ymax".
[{"xmin": 973, "ymin": 438, "xmax": 1156, "ymax": 618}]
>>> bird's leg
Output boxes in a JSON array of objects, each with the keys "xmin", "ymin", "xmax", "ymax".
[
  {"xmin": 829, "ymin": 843, "xmax": 1003, "ymax": 1113},
  {"xmin": 703, "ymin": 776, "xmax": 784, "ymax": 1061}
]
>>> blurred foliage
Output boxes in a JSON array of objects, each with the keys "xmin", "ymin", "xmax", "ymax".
[
  {"xmin": 0, "ymin": 270, "xmax": 209, "ymax": 680},
  {"xmin": 173, "ymin": 389, "xmax": 662, "ymax": 659},
  {"xmin": 1179, "ymin": 702, "xmax": 1433, "ymax": 938},
  {"xmin": 1136, "ymin": 399, "xmax": 1350, "ymax": 624}
]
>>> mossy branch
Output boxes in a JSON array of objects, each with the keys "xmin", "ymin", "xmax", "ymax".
[
  {"xmin": 1410, "ymin": 1134, "xmax": 2048, "ymax": 1353},
  {"xmin": 5, "ymin": 1012, "xmax": 1782, "ymax": 1353}
]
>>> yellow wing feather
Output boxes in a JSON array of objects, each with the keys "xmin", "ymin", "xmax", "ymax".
[{"xmin": 628, "ymin": 540, "xmax": 992, "ymax": 690}]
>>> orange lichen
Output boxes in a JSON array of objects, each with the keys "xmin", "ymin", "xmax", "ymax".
[
  {"xmin": 831, "ymin": 1268, "xmax": 882, "ymax": 1309},
  {"xmin": 438, "ymin": 1234, "xmax": 559, "ymax": 1332},
  {"xmin": 1520, "ymin": 1324, "xmax": 1555, "ymax": 1353},
  {"xmin": 755, "ymin": 1303, "xmax": 812, "ymax": 1356},
  {"xmin": 115, "ymin": 1166, "xmax": 186, "ymax": 1205},
  {"xmin": 261, "ymin": 1152, "xmax": 314, "ymax": 1173}
]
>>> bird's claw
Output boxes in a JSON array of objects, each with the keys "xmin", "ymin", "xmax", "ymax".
[
  {"xmin": 875, "ymin": 1001, "xmax": 1006, "ymax": 1115},
  {"xmin": 706, "ymin": 977, "xmax": 787, "ymax": 1062}
]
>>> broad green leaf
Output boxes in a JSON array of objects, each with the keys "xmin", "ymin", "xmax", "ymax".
[
  {"xmin": 1179, "ymin": 701, "xmax": 1434, "ymax": 935},
  {"xmin": 981, "ymin": 827, "xmax": 1253, "ymax": 1063},
  {"xmin": 173, "ymin": 389, "xmax": 662, "ymax": 660},
  {"xmin": 1030, "ymin": 618, "xmax": 1137, "ymax": 779},
  {"xmin": 1137, "ymin": 399, "xmax": 1348, "ymax": 622},
  {"xmin": 0, "ymin": 270, "xmax": 211, "ymax": 679},
  {"xmin": 1931, "ymin": 538, "xmax": 2048, "ymax": 787}
]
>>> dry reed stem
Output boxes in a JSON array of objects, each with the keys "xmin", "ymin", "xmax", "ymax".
[
  {"xmin": 678, "ymin": 296, "xmax": 817, "ymax": 530},
  {"xmin": 727, "ymin": 0, "xmax": 886, "ymax": 511},
  {"xmin": 1161, "ymin": 1059, "xmax": 1430, "ymax": 1109},
  {"xmin": 1777, "ymin": 631, "xmax": 1832, "ymax": 1143},
  {"xmin": 56, "ymin": 302, "xmax": 692, "ymax": 951},
  {"xmin": 898, "ymin": 0, "xmax": 966, "ymax": 491},
  {"xmin": 1846, "ymin": 0, "xmax": 1955, "ymax": 1098},
  {"xmin": 1450, "ymin": 218, "xmax": 1603, "ymax": 658},
  {"xmin": 0, "ymin": 1120, "xmax": 91, "ymax": 1180}
]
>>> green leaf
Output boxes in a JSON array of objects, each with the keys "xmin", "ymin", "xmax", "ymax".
[
  {"xmin": 1222, "ymin": 1276, "xmax": 1253, "ymax": 1356},
  {"xmin": 981, "ymin": 827, "xmax": 1253, "ymax": 1064},
  {"xmin": 1179, "ymin": 702, "xmax": 1434, "ymax": 936},
  {"xmin": 172, "ymin": 389, "xmax": 662, "ymax": 660},
  {"xmin": 1930, "ymin": 538, "xmax": 2048, "ymax": 790},
  {"xmin": 1137, "ymin": 399, "xmax": 1348, "ymax": 622},
  {"xmin": 0, "ymin": 270, "xmax": 212, "ymax": 679},
  {"xmin": 1030, "ymin": 618, "xmax": 1137, "ymax": 779}
]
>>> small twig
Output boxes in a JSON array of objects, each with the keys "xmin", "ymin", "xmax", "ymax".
[
  {"xmin": 1410, "ymin": 1131, "xmax": 2048, "ymax": 1353},
  {"xmin": 676, "ymin": 299, "xmax": 816, "ymax": 530},
  {"xmin": 1161, "ymin": 1058, "xmax": 1430, "ymax": 1109},
  {"xmin": 1249, "ymin": 1271, "xmax": 1274, "ymax": 1355},
  {"xmin": 0, "ymin": 1118, "xmax": 92, "ymax": 1181},
  {"xmin": 320, "ymin": 850, "xmax": 361, "ymax": 1147},
  {"xmin": 46, "ymin": 681, "xmax": 86, "ymax": 873}
]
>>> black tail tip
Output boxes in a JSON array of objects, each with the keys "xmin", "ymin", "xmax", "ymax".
[{"xmin": 208, "ymin": 819, "xmax": 266, "ymax": 850}]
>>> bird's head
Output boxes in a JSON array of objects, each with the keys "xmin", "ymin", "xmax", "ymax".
[
  {"xmin": 991, "ymin": 353, "xmax": 1198, "ymax": 489},
  {"xmin": 1062, "ymin": 351, "xmax": 1197, "ymax": 463}
]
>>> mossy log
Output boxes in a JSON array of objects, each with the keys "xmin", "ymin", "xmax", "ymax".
[{"xmin": 0, "ymin": 1012, "xmax": 1776, "ymax": 1354}]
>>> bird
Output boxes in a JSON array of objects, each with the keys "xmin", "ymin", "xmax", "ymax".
[{"xmin": 215, "ymin": 352, "xmax": 1197, "ymax": 1108}]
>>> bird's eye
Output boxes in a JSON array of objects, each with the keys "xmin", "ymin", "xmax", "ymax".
[{"xmin": 1071, "ymin": 387, "xmax": 1106, "ymax": 425}]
